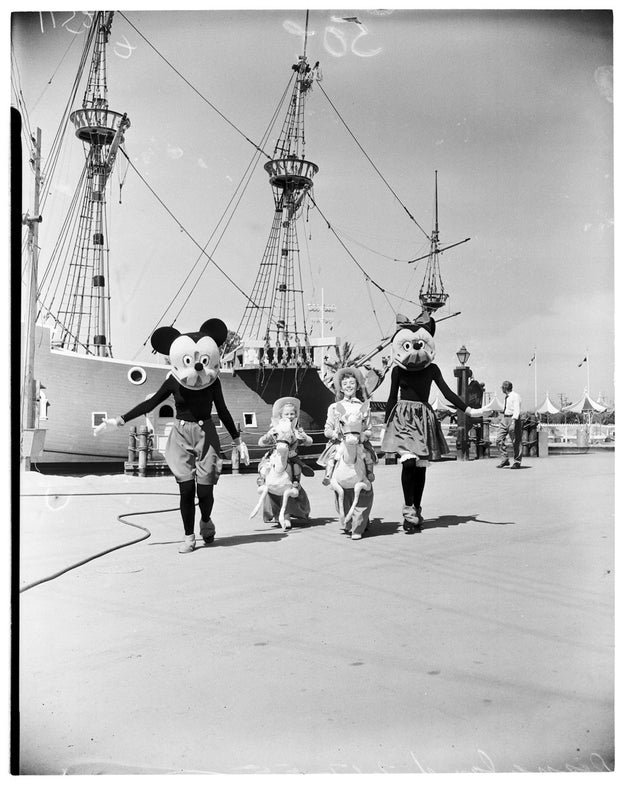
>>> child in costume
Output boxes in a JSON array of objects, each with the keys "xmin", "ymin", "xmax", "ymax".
[
  {"xmin": 256, "ymin": 397, "xmax": 312, "ymax": 525},
  {"xmin": 318, "ymin": 367, "xmax": 378, "ymax": 485},
  {"xmin": 95, "ymin": 318, "xmax": 249, "ymax": 553},
  {"xmin": 257, "ymin": 397, "xmax": 313, "ymax": 486},
  {"xmin": 381, "ymin": 311, "xmax": 481, "ymax": 532}
]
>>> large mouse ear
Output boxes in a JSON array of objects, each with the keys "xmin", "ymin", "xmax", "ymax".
[
  {"xmin": 199, "ymin": 318, "xmax": 228, "ymax": 347},
  {"xmin": 151, "ymin": 326, "xmax": 180, "ymax": 355}
]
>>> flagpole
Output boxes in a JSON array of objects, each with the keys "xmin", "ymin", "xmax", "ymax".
[{"xmin": 534, "ymin": 347, "xmax": 538, "ymax": 413}]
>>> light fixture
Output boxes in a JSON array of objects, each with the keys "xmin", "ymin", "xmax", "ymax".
[{"xmin": 456, "ymin": 345, "xmax": 470, "ymax": 366}]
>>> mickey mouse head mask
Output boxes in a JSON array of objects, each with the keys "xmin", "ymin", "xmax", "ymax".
[{"xmin": 150, "ymin": 318, "xmax": 228, "ymax": 390}]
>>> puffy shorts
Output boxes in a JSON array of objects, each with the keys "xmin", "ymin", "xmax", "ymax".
[{"xmin": 165, "ymin": 419, "xmax": 223, "ymax": 485}]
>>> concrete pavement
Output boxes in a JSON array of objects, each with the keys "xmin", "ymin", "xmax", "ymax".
[{"xmin": 17, "ymin": 453, "xmax": 614, "ymax": 773}]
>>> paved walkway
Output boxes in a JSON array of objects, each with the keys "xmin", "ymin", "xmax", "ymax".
[{"xmin": 17, "ymin": 453, "xmax": 614, "ymax": 774}]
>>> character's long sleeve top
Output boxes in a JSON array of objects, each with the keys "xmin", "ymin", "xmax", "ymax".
[
  {"xmin": 120, "ymin": 375, "xmax": 239, "ymax": 439},
  {"xmin": 384, "ymin": 364, "xmax": 468, "ymax": 424}
]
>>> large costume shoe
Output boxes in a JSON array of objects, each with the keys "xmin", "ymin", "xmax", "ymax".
[
  {"xmin": 178, "ymin": 534, "xmax": 196, "ymax": 554},
  {"xmin": 496, "ymin": 459, "xmax": 510, "ymax": 468},
  {"xmin": 402, "ymin": 504, "xmax": 422, "ymax": 533},
  {"xmin": 200, "ymin": 518, "xmax": 215, "ymax": 544}
]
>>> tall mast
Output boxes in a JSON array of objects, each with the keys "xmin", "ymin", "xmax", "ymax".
[
  {"xmin": 54, "ymin": 11, "xmax": 130, "ymax": 357},
  {"xmin": 21, "ymin": 128, "xmax": 43, "ymax": 469},
  {"xmin": 238, "ymin": 40, "xmax": 321, "ymax": 367},
  {"xmin": 419, "ymin": 170, "xmax": 449, "ymax": 312}
]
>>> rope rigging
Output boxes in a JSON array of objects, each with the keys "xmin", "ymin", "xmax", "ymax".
[
  {"xmin": 112, "ymin": 12, "xmax": 436, "ymax": 344},
  {"xmin": 131, "ymin": 74, "xmax": 295, "ymax": 353},
  {"xmin": 118, "ymin": 11, "xmax": 272, "ymax": 162},
  {"xmin": 307, "ymin": 192, "xmax": 422, "ymax": 309},
  {"xmin": 317, "ymin": 82, "xmax": 431, "ymax": 242},
  {"xmin": 118, "ymin": 148, "xmax": 261, "ymax": 312},
  {"xmin": 19, "ymin": 10, "xmax": 463, "ymax": 365}
]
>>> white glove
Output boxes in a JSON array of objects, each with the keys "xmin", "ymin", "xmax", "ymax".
[
  {"xmin": 94, "ymin": 416, "xmax": 123, "ymax": 436},
  {"xmin": 233, "ymin": 440, "xmax": 250, "ymax": 466},
  {"xmin": 465, "ymin": 406, "xmax": 484, "ymax": 418}
]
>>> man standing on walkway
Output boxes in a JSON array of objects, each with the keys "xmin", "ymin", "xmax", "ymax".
[{"xmin": 496, "ymin": 380, "xmax": 523, "ymax": 469}]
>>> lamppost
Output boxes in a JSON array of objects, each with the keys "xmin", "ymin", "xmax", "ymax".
[{"xmin": 453, "ymin": 345, "xmax": 472, "ymax": 460}]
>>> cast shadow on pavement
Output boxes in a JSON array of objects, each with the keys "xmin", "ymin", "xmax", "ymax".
[
  {"xmin": 365, "ymin": 514, "xmax": 515, "ymax": 537},
  {"xmin": 150, "ymin": 532, "xmax": 287, "ymax": 548},
  {"xmin": 151, "ymin": 517, "xmax": 336, "ymax": 549},
  {"xmin": 423, "ymin": 513, "xmax": 515, "ymax": 530}
]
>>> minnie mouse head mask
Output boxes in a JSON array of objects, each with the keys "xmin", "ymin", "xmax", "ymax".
[{"xmin": 390, "ymin": 312, "xmax": 436, "ymax": 372}]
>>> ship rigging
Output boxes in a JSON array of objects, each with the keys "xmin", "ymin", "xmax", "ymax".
[
  {"xmin": 15, "ymin": 10, "xmax": 471, "ymax": 466},
  {"xmin": 27, "ymin": 12, "xmax": 467, "ymax": 369}
]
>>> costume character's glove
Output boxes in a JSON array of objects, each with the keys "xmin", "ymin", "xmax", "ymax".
[
  {"xmin": 94, "ymin": 416, "xmax": 124, "ymax": 436},
  {"xmin": 233, "ymin": 438, "xmax": 250, "ymax": 466},
  {"xmin": 465, "ymin": 406, "xmax": 484, "ymax": 418}
]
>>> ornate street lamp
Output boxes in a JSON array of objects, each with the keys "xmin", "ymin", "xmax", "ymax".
[
  {"xmin": 454, "ymin": 345, "xmax": 472, "ymax": 460},
  {"xmin": 456, "ymin": 345, "xmax": 470, "ymax": 366}
]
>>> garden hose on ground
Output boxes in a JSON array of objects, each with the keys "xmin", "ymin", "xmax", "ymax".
[{"xmin": 19, "ymin": 492, "xmax": 187, "ymax": 593}]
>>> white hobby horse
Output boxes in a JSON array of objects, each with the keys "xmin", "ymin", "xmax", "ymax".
[
  {"xmin": 329, "ymin": 401, "xmax": 372, "ymax": 531},
  {"xmin": 250, "ymin": 418, "xmax": 300, "ymax": 530}
]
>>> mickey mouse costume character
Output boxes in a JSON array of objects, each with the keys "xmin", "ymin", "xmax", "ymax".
[
  {"xmin": 95, "ymin": 318, "xmax": 249, "ymax": 553},
  {"xmin": 382, "ymin": 311, "xmax": 480, "ymax": 532}
]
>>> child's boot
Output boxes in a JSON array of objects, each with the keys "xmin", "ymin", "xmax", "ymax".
[{"xmin": 178, "ymin": 534, "xmax": 196, "ymax": 553}]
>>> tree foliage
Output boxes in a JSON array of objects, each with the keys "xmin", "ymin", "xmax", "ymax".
[
  {"xmin": 221, "ymin": 330, "xmax": 242, "ymax": 356},
  {"xmin": 322, "ymin": 341, "xmax": 367, "ymax": 382}
]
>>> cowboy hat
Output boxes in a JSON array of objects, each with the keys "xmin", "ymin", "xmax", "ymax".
[{"xmin": 271, "ymin": 396, "xmax": 301, "ymax": 421}]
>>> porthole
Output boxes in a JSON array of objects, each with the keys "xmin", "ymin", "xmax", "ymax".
[{"xmin": 128, "ymin": 366, "xmax": 147, "ymax": 385}]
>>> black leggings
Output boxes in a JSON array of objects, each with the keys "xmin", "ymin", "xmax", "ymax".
[
  {"xmin": 400, "ymin": 459, "xmax": 427, "ymax": 508},
  {"xmin": 179, "ymin": 480, "xmax": 215, "ymax": 535}
]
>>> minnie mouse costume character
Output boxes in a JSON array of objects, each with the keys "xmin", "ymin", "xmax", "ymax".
[
  {"xmin": 381, "ymin": 311, "xmax": 480, "ymax": 532},
  {"xmin": 95, "ymin": 318, "xmax": 249, "ymax": 553}
]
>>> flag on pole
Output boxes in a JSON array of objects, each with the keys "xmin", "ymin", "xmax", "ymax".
[
  {"xmin": 528, "ymin": 353, "xmax": 535, "ymax": 366},
  {"xmin": 578, "ymin": 356, "xmax": 587, "ymax": 367}
]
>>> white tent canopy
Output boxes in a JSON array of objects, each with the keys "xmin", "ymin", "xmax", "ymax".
[
  {"xmin": 482, "ymin": 395, "xmax": 504, "ymax": 413},
  {"xmin": 562, "ymin": 390, "xmax": 607, "ymax": 413},
  {"xmin": 430, "ymin": 395, "xmax": 455, "ymax": 413},
  {"xmin": 536, "ymin": 392, "xmax": 560, "ymax": 415}
]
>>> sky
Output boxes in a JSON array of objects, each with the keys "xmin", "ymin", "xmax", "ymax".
[{"xmin": 11, "ymin": 4, "xmax": 615, "ymax": 410}]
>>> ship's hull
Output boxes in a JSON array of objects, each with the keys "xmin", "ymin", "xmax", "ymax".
[{"xmin": 31, "ymin": 325, "xmax": 334, "ymax": 464}]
